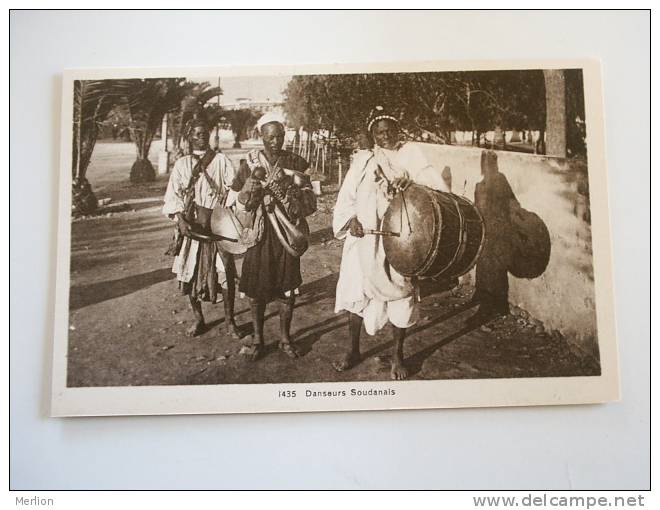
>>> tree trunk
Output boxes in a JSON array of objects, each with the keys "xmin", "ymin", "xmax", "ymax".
[
  {"xmin": 494, "ymin": 125, "xmax": 505, "ymax": 149},
  {"xmin": 71, "ymin": 90, "xmax": 99, "ymax": 217},
  {"xmin": 130, "ymin": 158, "xmax": 156, "ymax": 183},
  {"xmin": 129, "ymin": 123, "xmax": 157, "ymax": 183},
  {"xmin": 72, "ymin": 177, "xmax": 98, "ymax": 217},
  {"xmin": 535, "ymin": 129, "xmax": 547, "ymax": 155},
  {"xmin": 543, "ymin": 69, "xmax": 567, "ymax": 158}
]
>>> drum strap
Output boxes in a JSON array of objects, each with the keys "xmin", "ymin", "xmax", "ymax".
[
  {"xmin": 186, "ymin": 150, "xmax": 216, "ymax": 194},
  {"xmin": 191, "ymin": 151, "xmax": 224, "ymax": 200}
]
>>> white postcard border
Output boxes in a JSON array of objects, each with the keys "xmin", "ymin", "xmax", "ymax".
[{"xmin": 50, "ymin": 58, "xmax": 619, "ymax": 417}]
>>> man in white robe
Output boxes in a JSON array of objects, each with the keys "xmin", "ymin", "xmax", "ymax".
[
  {"xmin": 163, "ymin": 119, "xmax": 245, "ymax": 338},
  {"xmin": 332, "ymin": 107, "xmax": 451, "ymax": 379}
]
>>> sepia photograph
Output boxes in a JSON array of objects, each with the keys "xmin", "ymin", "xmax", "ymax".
[{"xmin": 50, "ymin": 60, "xmax": 618, "ymax": 416}]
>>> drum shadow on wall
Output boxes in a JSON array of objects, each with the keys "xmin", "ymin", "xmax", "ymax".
[{"xmin": 470, "ymin": 150, "xmax": 551, "ymax": 322}]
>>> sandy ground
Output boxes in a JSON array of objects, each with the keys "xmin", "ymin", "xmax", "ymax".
[{"xmin": 66, "ymin": 142, "xmax": 599, "ymax": 387}]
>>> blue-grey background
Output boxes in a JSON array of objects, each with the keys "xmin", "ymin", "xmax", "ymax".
[{"xmin": 10, "ymin": 10, "xmax": 650, "ymax": 489}]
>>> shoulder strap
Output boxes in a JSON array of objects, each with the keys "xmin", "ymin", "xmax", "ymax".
[{"xmin": 186, "ymin": 149, "xmax": 216, "ymax": 192}]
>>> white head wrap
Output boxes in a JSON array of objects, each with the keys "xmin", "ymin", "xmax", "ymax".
[{"xmin": 256, "ymin": 111, "xmax": 286, "ymax": 132}]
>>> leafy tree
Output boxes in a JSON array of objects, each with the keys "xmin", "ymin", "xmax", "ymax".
[
  {"xmin": 171, "ymin": 82, "xmax": 223, "ymax": 154},
  {"xmin": 72, "ymin": 79, "xmax": 134, "ymax": 216},
  {"xmin": 283, "ymin": 70, "xmax": 549, "ymax": 148},
  {"xmin": 122, "ymin": 78, "xmax": 196, "ymax": 183},
  {"xmin": 223, "ymin": 108, "xmax": 260, "ymax": 148}
]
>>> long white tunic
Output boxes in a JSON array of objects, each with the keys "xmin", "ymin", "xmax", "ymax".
[
  {"xmin": 162, "ymin": 151, "xmax": 238, "ymax": 284},
  {"xmin": 333, "ymin": 144, "xmax": 451, "ymax": 335}
]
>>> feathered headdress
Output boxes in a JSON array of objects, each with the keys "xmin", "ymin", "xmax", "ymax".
[{"xmin": 176, "ymin": 85, "xmax": 223, "ymax": 143}]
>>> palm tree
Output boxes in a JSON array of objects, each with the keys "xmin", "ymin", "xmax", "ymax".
[
  {"xmin": 123, "ymin": 78, "xmax": 197, "ymax": 183},
  {"xmin": 171, "ymin": 82, "xmax": 223, "ymax": 156},
  {"xmin": 72, "ymin": 79, "xmax": 133, "ymax": 216},
  {"xmin": 224, "ymin": 108, "xmax": 260, "ymax": 148}
]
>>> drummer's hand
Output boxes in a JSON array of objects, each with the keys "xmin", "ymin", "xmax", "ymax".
[
  {"xmin": 349, "ymin": 217, "xmax": 365, "ymax": 238},
  {"xmin": 392, "ymin": 174, "xmax": 411, "ymax": 192},
  {"xmin": 177, "ymin": 214, "xmax": 191, "ymax": 237}
]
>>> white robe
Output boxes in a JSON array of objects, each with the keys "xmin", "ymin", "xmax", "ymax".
[
  {"xmin": 162, "ymin": 151, "xmax": 237, "ymax": 286},
  {"xmin": 333, "ymin": 144, "xmax": 452, "ymax": 335}
]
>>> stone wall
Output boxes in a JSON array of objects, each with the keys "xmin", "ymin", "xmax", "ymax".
[{"xmin": 405, "ymin": 142, "xmax": 597, "ymax": 357}]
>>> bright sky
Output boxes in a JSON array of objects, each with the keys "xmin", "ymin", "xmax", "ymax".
[{"xmin": 192, "ymin": 75, "xmax": 292, "ymax": 105}]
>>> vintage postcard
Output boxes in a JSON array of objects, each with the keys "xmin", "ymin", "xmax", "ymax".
[{"xmin": 50, "ymin": 59, "xmax": 619, "ymax": 416}]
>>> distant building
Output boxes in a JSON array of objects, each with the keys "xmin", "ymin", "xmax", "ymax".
[{"xmin": 221, "ymin": 98, "xmax": 283, "ymax": 113}]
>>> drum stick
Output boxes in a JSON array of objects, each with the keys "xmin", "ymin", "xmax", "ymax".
[
  {"xmin": 364, "ymin": 229, "xmax": 400, "ymax": 237},
  {"xmin": 217, "ymin": 235, "xmax": 239, "ymax": 242},
  {"xmin": 400, "ymin": 190, "xmax": 413, "ymax": 233}
]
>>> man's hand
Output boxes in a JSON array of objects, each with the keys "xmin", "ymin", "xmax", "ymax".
[
  {"xmin": 177, "ymin": 214, "xmax": 191, "ymax": 237},
  {"xmin": 263, "ymin": 194, "xmax": 276, "ymax": 213},
  {"xmin": 244, "ymin": 176, "xmax": 264, "ymax": 194},
  {"xmin": 391, "ymin": 174, "xmax": 411, "ymax": 192},
  {"xmin": 349, "ymin": 217, "xmax": 365, "ymax": 238},
  {"xmin": 238, "ymin": 177, "xmax": 264, "ymax": 211}
]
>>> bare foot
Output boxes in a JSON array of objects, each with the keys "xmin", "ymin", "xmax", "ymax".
[
  {"xmin": 279, "ymin": 342, "xmax": 299, "ymax": 359},
  {"xmin": 332, "ymin": 351, "xmax": 360, "ymax": 372},
  {"xmin": 241, "ymin": 343, "xmax": 263, "ymax": 362},
  {"xmin": 390, "ymin": 358, "xmax": 409, "ymax": 380},
  {"xmin": 186, "ymin": 321, "xmax": 205, "ymax": 337},
  {"xmin": 224, "ymin": 322, "xmax": 242, "ymax": 340}
]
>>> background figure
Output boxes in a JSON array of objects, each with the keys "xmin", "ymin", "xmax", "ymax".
[
  {"xmin": 355, "ymin": 130, "xmax": 374, "ymax": 151},
  {"xmin": 468, "ymin": 150, "xmax": 520, "ymax": 326}
]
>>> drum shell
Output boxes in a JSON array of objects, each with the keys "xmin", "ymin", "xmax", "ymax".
[{"xmin": 382, "ymin": 184, "xmax": 484, "ymax": 279}]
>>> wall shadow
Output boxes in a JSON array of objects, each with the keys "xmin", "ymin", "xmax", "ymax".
[{"xmin": 473, "ymin": 150, "xmax": 551, "ymax": 313}]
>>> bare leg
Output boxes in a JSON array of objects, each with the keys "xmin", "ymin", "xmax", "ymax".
[
  {"xmin": 333, "ymin": 312, "xmax": 362, "ymax": 371},
  {"xmin": 390, "ymin": 326, "xmax": 409, "ymax": 380},
  {"xmin": 220, "ymin": 285, "xmax": 241, "ymax": 339},
  {"xmin": 243, "ymin": 298, "xmax": 265, "ymax": 361},
  {"xmin": 278, "ymin": 295, "xmax": 298, "ymax": 358},
  {"xmin": 186, "ymin": 295, "xmax": 205, "ymax": 337},
  {"xmin": 219, "ymin": 252, "xmax": 241, "ymax": 339}
]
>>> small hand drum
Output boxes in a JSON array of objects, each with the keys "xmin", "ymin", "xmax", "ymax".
[{"xmin": 210, "ymin": 207, "xmax": 248, "ymax": 255}]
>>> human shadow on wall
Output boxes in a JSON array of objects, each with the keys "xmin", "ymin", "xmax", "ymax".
[{"xmin": 467, "ymin": 150, "xmax": 551, "ymax": 327}]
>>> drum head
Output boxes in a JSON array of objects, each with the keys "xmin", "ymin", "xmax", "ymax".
[
  {"xmin": 382, "ymin": 184, "xmax": 440, "ymax": 276},
  {"xmin": 210, "ymin": 207, "xmax": 247, "ymax": 255}
]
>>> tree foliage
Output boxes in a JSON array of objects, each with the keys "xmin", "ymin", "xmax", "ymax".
[
  {"xmin": 223, "ymin": 108, "xmax": 260, "ymax": 148},
  {"xmin": 122, "ymin": 78, "xmax": 197, "ymax": 182},
  {"xmin": 171, "ymin": 82, "xmax": 223, "ymax": 153},
  {"xmin": 283, "ymin": 70, "xmax": 549, "ymax": 144},
  {"xmin": 72, "ymin": 79, "xmax": 135, "ymax": 215}
]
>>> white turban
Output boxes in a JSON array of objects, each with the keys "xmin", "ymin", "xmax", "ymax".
[{"xmin": 256, "ymin": 111, "xmax": 286, "ymax": 132}]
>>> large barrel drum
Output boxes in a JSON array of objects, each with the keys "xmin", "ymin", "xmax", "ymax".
[{"xmin": 381, "ymin": 184, "xmax": 485, "ymax": 279}]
